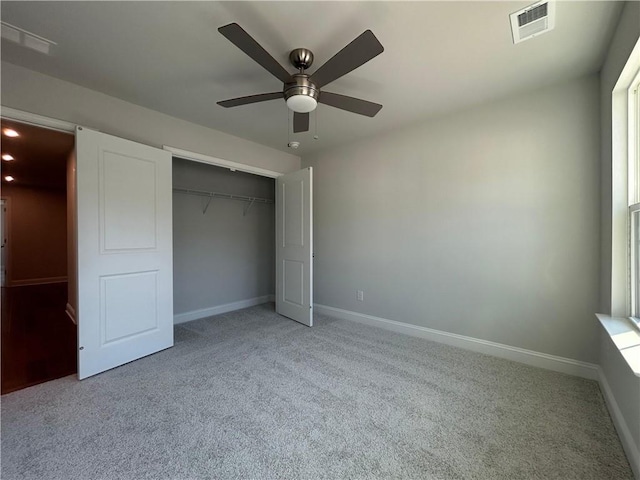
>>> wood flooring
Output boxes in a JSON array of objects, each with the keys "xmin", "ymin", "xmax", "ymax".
[{"xmin": 1, "ymin": 283, "xmax": 76, "ymax": 394}]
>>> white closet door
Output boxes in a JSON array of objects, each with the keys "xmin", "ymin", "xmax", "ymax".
[
  {"xmin": 276, "ymin": 167, "xmax": 313, "ymax": 326},
  {"xmin": 76, "ymin": 127, "xmax": 173, "ymax": 379}
]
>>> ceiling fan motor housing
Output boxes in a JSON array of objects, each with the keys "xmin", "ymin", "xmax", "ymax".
[
  {"xmin": 284, "ymin": 74, "xmax": 320, "ymax": 113},
  {"xmin": 289, "ymin": 48, "xmax": 314, "ymax": 71},
  {"xmin": 284, "ymin": 74, "xmax": 319, "ymax": 100}
]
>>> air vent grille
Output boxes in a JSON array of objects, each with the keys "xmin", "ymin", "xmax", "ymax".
[
  {"xmin": 510, "ymin": 1, "xmax": 555, "ymax": 44},
  {"xmin": 0, "ymin": 21, "xmax": 56, "ymax": 55},
  {"xmin": 517, "ymin": 3, "xmax": 547, "ymax": 27}
]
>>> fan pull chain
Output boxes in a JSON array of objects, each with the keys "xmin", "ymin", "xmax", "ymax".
[
  {"xmin": 286, "ymin": 107, "xmax": 300, "ymax": 149},
  {"xmin": 314, "ymin": 109, "xmax": 319, "ymax": 140}
]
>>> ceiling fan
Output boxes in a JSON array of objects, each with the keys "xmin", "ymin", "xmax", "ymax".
[{"xmin": 217, "ymin": 23, "xmax": 384, "ymax": 133}]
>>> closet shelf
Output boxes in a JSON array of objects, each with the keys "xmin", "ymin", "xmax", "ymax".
[{"xmin": 173, "ymin": 187, "xmax": 274, "ymax": 215}]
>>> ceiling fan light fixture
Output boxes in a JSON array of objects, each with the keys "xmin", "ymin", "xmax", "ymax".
[
  {"xmin": 284, "ymin": 74, "xmax": 319, "ymax": 113},
  {"xmin": 286, "ymin": 94, "xmax": 317, "ymax": 113},
  {"xmin": 217, "ymin": 23, "xmax": 384, "ymax": 132}
]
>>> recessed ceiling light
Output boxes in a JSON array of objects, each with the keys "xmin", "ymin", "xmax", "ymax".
[
  {"xmin": 2, "ymin": 154, "xmax": 14, "ymax": 161},
  {"xmin": 4, "ymin": 175, "xmax": 15, "ymax": 182},
  {"xmin": 3, "ymin": 128, "xmax": 19, "ymax": 138}
]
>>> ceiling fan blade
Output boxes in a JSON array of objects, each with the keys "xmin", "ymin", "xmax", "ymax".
[
  {"xmin": 219, "ymin": 23, "xmax": 291, "ymax": 83},
  {"xmin": 319, "ymin": 92, "xmax": 382, "ymax": 117},
  {"xmin": 310, "ymin": 30, "xmax": 384, "ymax": 89},
  {"xmin": 217, "ymin": 92, "xmax": 282, "ymax": 108},
  {"xmin": 293, "ymin": 112, "xmax": 310, "ymax": 133}
]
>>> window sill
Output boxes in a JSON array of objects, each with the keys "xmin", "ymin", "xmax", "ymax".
[{"xmin": 596, "ymin": 314, "xmax": 640, "ymax": 377}]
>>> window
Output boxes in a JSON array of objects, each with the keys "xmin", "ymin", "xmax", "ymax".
[{"xmin": 628, "ymin": 69, "xmax": 640, "ymax": 327}]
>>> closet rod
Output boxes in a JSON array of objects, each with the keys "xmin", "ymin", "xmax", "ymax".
[
  {"xmin": 173, "ymin": 187, "xmax": 274, "ymax": 215},
  {"xmin": 172, "ymin": 187, "xmax": 274, "ymax": 204}
]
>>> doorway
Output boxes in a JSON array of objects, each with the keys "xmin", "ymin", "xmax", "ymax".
[
  {"xmin": 172, "ymin": 158, "xmax": 276, "ymax": 322},
  {"xmin": 171, "ymin": 155, "xmax": 313, "ymax": 327},
  {"xmin": 0, "ymin": 119, "xmax": 76, "ymax": 394}
]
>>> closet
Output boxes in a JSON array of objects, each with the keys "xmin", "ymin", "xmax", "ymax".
[
  {"xmin": 0, "ymin": 122, "xmax": 310, "ymax": 380},
  {"xmin": 172, "ymin": 157, "xmax": 276, "ymax": 324}
]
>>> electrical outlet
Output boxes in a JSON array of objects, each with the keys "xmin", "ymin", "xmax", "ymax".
[{"xmin": 357, "ymin": 290, "xmax": 364, "ymax": 302}]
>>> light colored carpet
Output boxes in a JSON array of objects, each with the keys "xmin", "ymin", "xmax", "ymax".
[{"xmin": 1, "ymin": 304, "xmax": 633, "ymax": 479}]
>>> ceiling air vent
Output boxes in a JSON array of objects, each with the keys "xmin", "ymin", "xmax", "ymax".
[
  {"xmin": 510, "ymin": 1, "xmax": 556, "ymax": 44},
  {"xmin": 1, "ymin": 21, "xmax": 56, "ymax": 55}
]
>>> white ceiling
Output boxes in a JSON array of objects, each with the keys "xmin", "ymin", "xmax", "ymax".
[{"xmin": 1, "ymin": 1, "xmax": 623, "ymax": 156}]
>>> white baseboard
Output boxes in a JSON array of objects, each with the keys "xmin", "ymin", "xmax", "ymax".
[
  {"xmin": 314, "ymin": 304, "xmax": 599, "ymax": 380},
  {"xmin": 598, "ymin": 367, "xmax": 640, "ymax": 479},
  {"xmin": 9, "ymin": 276, "xmax": 67, "ymax": 287},
  {"xmin": 174, "ymin": 295, "xmax": 274, "ymax": 325}
]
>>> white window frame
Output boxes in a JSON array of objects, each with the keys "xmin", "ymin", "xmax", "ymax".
[{"xmin": 627, "ymin": 68, "xmax": 640, "ymax": 328}]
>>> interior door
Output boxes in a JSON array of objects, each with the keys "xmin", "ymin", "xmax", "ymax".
[
  {"xmin": 276, "ymin": 167, "xmax": 313, "ymax": 326},
  {"xmin": 76, "ymin": 127, "xmax": 173, "ymax": 379}
]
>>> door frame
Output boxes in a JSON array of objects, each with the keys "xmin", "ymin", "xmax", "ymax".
[
  {"xmin": 166, "ymin": 149, "xmax": 315, "ymax": 326},
  {"xmin": 163, "ymin": 146, "xmax": 283, "ymax": 179},
  {"xmin": 1, "ymin": 107, "xmax": 76, "ymax": 134},
  {"xmin": 2, "ymin": 108, "xmax": 80, "ymax": 379},
  {"xmin": 0, "ymin": 197, "xmax": 10, "ymax": 287}
]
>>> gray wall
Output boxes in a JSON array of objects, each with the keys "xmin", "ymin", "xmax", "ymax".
[
  {"xmin": 1, "ymin": 62, "xmax": 300, "ymax": 175},
  {"xmin": 303, "ymin": 74, "xmax": 601, "ymax": 363},
  {"xmin": 172, "ymin": 158, "xmax": 275, "ymax": 315},
  {"xmin": 598, "ymin": 1, "xmax": 640, "ymax": 469}
]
